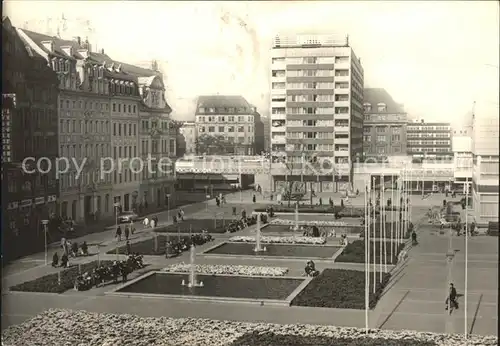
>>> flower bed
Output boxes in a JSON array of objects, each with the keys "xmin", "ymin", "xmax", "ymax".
[
  {"xmin": 335, "ymin": 240, "xmax": 405, "ymax": 264},
  {"xmin": 9, "ymin": 261, "xmax": 114, "ymax": 294},
  {"xmin": 2, "ymin": 309, "xmax": 497, "ymax": 346},
  {"xmin": 291, "ymin": 269, "xmax": 390, "ymax": 309},
  {"xmin": 107, "ymin": 234, "xmax": 213, "ymax": 256},
  {"xmin": 229, "ymin": 235, "xmax": 327, "ymax": 245},
  {"xmin": 163, "ymin": 263, "xmax": 289, "ymax": 276},
  {"xmin": 271, "ymin": 219, "xmax": 347, "ymax": 227},
  {"xmin": 255, "ymin": 205, "xmax": 343, "ymax": 214},
  {"xmin": 154, "ymin": 218, "xmax": 237, "ymax": 234},
  {"xmin": 358, "ymin": 222, "xmax": 411, "ymax": 239}
]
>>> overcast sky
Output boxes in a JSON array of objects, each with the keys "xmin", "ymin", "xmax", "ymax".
[{"xmin": 4, "ymin": 1, "xmax": 499, "ymax": 123}]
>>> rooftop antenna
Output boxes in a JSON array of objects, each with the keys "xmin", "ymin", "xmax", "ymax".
[{"xmin": 346, "ymin": 34, "xmax": 349, "ymax": 46}]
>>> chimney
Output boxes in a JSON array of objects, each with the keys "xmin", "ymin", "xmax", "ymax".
[
  {"xmin": 100, "ymin": 48, "xmax": 104, "ymax": 54},
  {"xmin": 73, "ymin": 36, "xmax": 81, "ymax": 46}
]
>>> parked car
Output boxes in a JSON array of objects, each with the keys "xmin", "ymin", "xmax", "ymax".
[{"xmin": 117, "ymin": 211, "xmax": 138, "ymax": 223}]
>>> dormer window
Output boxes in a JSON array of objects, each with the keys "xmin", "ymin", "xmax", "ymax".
[
  {"xmin": 363, "ymin": 103, "xmax": 371, "ymax": 113},
  {"xmin": 377, "ymin": 103, "xmax": 387, "ymax": 112},
  {"xmin": 198, "ymin": 107, "xmax": 205, "ymax": 113},
  {"xmin": 228, "ymin": 107, "xmax": 235, "ymax": 113},
  {"xmin": 208, "ymin": 108, "xmax": 215, "ymax": 113}
]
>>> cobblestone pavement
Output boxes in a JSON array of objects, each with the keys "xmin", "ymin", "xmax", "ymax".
[{"xmin": 2, "ymin": 191, "xmax": 497, "ymax": 338}]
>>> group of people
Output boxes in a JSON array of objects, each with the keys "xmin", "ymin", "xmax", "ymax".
[
  {"xmin": 116, "ymin": 221, "xmax": 136, "ymax": 241},
  {"xmin": 172, "ymin": 209, "xmax": 185, "ymax": 224},
  {"xmin": 53, "ymin": 238, "xmax": 89, "ymax": 268},
  {"xmin": 304, "ymin": 260, "xmax": 319, "ymax": 277},
  {"xmin": 143, "ymin": 215, "xmax": 160, "ymax": 228},
  {"xmin": 74, "ymin": 254, "xmax": 145, "ymax": 291},
  {"xmin": 165, "ymin": 231, "xmax": 214, "ymax": 258}
]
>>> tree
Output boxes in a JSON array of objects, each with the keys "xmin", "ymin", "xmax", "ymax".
[
  {"xmin": 195, "ymin": 134, "xmax": 231, "ymax": 155},
  {"xmin": 278, "ymin": 142, "xmax": 323, "ymax": 207}
]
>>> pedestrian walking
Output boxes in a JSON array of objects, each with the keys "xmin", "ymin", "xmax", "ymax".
[
  {"xmin": 126, "ymin": 240, "xmax": 131, "ymax": 255},
  {"xmin": 252, "ymin": 194, "xmax": 256, "ymax": 203},
  {"xmin": 179, "ymin": 209, "xmax": 185, "ymax": 221},
  {"xmin": 124, "ymin": 226, "xmax": 130, "ymax": 240},
  {"xmin": 116, "ymin": 226, "xmax": 122, "ymax": 241}
]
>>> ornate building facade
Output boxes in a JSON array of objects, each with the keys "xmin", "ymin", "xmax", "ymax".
[
  {"xmin": 137, "ymin": 66, "xmax": 177, "ymax": 211},
  {"xmin": 2, "ymin": 18, "xmax": 59, "ymax": 260},
  {"xmin": 19, "ymin": 29, "xmax": 176, "ymax": 222}
]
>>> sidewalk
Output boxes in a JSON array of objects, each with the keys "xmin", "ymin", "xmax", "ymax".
[{"xmin": 1, "ymin": 192, "xmax": 270, "ymax": 282}]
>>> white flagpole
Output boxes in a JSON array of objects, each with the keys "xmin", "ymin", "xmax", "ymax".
[
  {"xmin": 365, "ymin": 181, "xmax": 369, "ymax": 334},
  {"xmin": 464, "ymin": 176, "xmax": 469, "ymax": 339},
  {"xmin": 372, "ymin": 176, "xmax": 376, "ymax": 293},
  {"xmin": 382, "ymin": 176, "xmax": 387, "ymax": 272},
  {"xmin": 390, "ymin": 175, "xmax": 394, "ymax": 264},
  {"xmin": 379, "ymin": 175, "xmax": 383, "ymax": 281}
]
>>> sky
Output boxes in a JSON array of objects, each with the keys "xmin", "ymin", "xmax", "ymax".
[{"xmin": 3, "ymin": 1, "xmax": 499, "ymax": 124}]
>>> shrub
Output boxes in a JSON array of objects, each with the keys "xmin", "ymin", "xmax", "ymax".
[
  {"xmin": 10, "ymin": 261, "xmax": 113, "ymax": 294},
  {"xmin": 291, "ymin": 268, "xmax": 391, "ymax": 309}
]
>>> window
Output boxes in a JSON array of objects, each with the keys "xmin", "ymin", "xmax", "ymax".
[
  {"xmin": 208, "ymin": 108, "xmax": 215, "ymax": 113},
  {"xmin": 376, "ymin": 127, "xmax": 385, "ymax": 133},
  {"xmin": 363, "ymin": 135, "xmax": 371, "ymax": 142},
  {"xmin": 303, "ymin": 57, "xmax": 317, "ymax": 64},
  {"xmin": 218, "ymin": 126, "xmax": 225, "ymax": 132},
  {"xmin": 113, "ymin": 123, "xmax": 117, "ymax": 136},
  {"xmin": 377, "ymin": 147, "xmax": 385, "ymax": 154},
  {"xmin": 392, "ymin": 135, "xmax": 400, "ymax": 141},
  {"xmin": 208, "ymin": 126, "xmax": 215, "ymax": 132},
  {"xmin": 112, "ymin": 103, "xmax": 116, "ymax": 112},
  {"xmin": 133, "ymin": 105, "xmax": 136, "ymax": 113},
  {"xmin": 377, "ymin": 103, "xmax": 387, "ymax": 112},
  {"xmin": 228, "ymin": 126, "xmax": 234, "ymax": 132},
  {"xmin": 238, "ymin": 126, "xmax": 244, "ymax": 132},
  {"xmin": 118, "ymin": 104, "xmax": 122, "ymax": 112}
]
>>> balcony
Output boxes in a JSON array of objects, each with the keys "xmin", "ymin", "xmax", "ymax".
[
  {"xmin": 271, "ymin": 101, "xmax": 286, "ymax": 108},
  {"xmin": 334, "ymin": 100, "xmax": 350, "ymax": 108},
  {"xmin": 334, "ymin": 75, "xmax": 350, "ymax": 82},
  {"xmin": 271, "ymin": 126, "xmax": 286, "ymax": 132},
  {"xmin": 334, "ymin": 62, "xmax": 350, "ymax": 69},
  {"xmin": 335, "ymin": 137, "xmax": 350, "ymax": 145},
  {"xmin": 271, "ymin": 136, "xmax": 286, "ymax": 144},
  {"xmin": 334, "ymin": 88, "xmax": 350, "ymax": 95},
  {"xmin": 334, "ymin": 126, "xmax": 349, "ymax": 132},
  {"xmin": 335, "ymin": 112, "xmax": 350, "ymax": 120},
  {"xmin": 334, "ymin": 150, "xmax": 349, "ymax": 156}
]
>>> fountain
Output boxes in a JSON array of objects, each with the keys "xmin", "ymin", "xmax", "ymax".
[
  {"xmin": 253, "ymin": 215, "xmax": 267, "ymax": 252},
  {"xmin": 181, "ymin": 244, "xmax": 204, "ymax": 287}
]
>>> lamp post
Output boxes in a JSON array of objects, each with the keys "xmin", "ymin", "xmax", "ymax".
[
  {"xmin": 41, "ymin": 219, "xmax": 49, "ymax": 265},
  {"xmin": 113, "ymin": 202, "xmax": 121, "ymax": 261},
  {"xmin": 166, "ymin": 193, "xmax": 171, "ymax": 223},
  {"xmin": 204, "ymin": 185, "xmax": 209, "ymax": 211}
]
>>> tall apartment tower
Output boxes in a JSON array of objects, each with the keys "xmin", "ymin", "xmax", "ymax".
[{"xmin": 270, "ymin": 33, "xmax": 364, "ymax": 189}]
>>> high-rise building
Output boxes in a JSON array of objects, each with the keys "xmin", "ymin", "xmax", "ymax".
[
  {"xmin": 270, "ymin": 33, "xmax": 364, "ymax": 190},
  {"xmin": 471, "ymin": 112, "xmax": 499, "ymax": 226},
  {"xmin": 362, "ymin": 88, "xmax": 407, "ymax": 159},
  {"xmin": 195, "ymin": 95, "xmax": 256, "ymax": 155},
  {"xmin": 19, "ymin": 28, "xmax": 176, "ymax": 221},
  {"xmin": 406, "ymin": 120, "xmax": 453, "ymax": 160},
  {"xmin": 2, "ymin": 18, "xmax": 59, "ymax": 260}
]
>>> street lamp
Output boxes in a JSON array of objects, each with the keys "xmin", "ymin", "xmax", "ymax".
[
  {"xmin": 166, "ymin": 193, "xmax": 171, "ymax": 222},
  {"xmin": 41, "ymin": 219, "xmax": 49, "ymax": 265},
  {"xmin": 113, "ymin": 202, "xmax": 121, "ymax": 261},
  {"xmin": 204, "ymin": 185, "xmax": 209, "ymax": 211}
]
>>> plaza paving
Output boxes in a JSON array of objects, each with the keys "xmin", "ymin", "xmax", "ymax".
[{"xmin": 1, "ymin": 191, "xmax": 497, "ymax": 338}]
